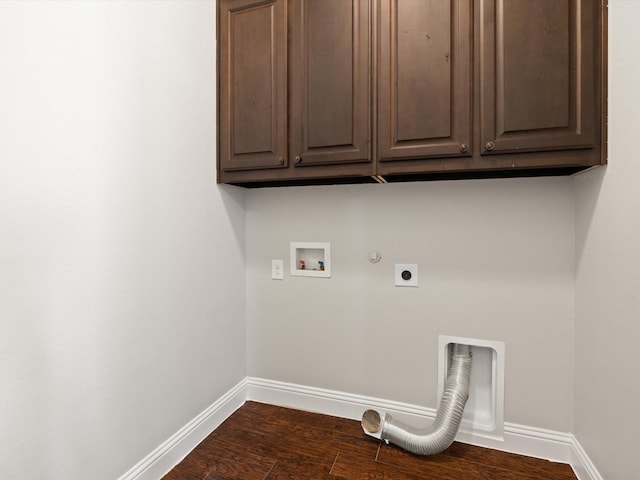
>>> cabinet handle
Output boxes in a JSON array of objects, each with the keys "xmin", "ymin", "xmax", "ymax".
[
  {"xmin": 277, "ymin": 157, "xmax": 284, "ymax": 164},
  {"xmin": 485, "ymin": 141, "xmax": 495, "ymax": 151},
  {"xmin": 294, "ymin": 156, "xmax": 302, "ymax": 163},
  {"xmin": 459, "ymin": 144, "xmax": 469, "ymax": 153}
]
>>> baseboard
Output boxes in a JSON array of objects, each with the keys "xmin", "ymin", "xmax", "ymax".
[
  {"xmin": 245, "ymin": 377, "xmax": 603, "ymax": 480},
  {"xmin": 118, "ymin": 376, "xmax": 603, "ymax": 480},
  {"xmin": 570, "ymin": 436, "xmax": 604, "ymax": 480},
  {"xmin": 245, "ymin": 377, "xmax": 572, "ymax": 458},
  {"xmin": 116, "ymin": 378, "xmax": 247, "ymax": 480}
]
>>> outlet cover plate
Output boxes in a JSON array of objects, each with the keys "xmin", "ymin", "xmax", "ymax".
[
  {"xmin": 395, "ymin": 264, "xmax": 418, "ymax": 287},
  {"xmin": 271, "ymin": 259, "xmax": 284, "ymax": 280}
]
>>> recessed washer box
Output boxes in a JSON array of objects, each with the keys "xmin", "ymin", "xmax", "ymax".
[{"xmin": 290, "ymin": 242, "xmax": 330, "ymax": 278}]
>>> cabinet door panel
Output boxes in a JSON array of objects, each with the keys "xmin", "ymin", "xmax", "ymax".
[
  {"xmin": 219, "ymin": 0, "xmax": 287, "ymax": 171},
  {"xmin": 378, "ymin": 0, "xmax": 472, "ymax": 162},
  {"xmin": 480, "ymin": 0, "xmax": 596, "ymax": 155},
  {"xmin": 290, "ymin": 0, "xmax": 371, "ymax": 167}
]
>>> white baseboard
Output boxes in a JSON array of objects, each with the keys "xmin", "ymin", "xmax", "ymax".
[
  {"xmin": 118, "ymin": 376, "xmax": 602, "ymax": 480},
  {"xmin": 246, "ymin": 376, "xmax": 572, "ymax": 459},
  {"xmin": 245, "ymin": 377, "xmax": 603, "ymax": 480},
  {"xmin": 570, "ymin": 436, "xmax": 604, "ymax": 480},
  {"xmin": 116, "ymin": 379, "xmax": 247, "ymax": 480}
]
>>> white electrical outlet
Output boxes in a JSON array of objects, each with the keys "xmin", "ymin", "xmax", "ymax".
[
  {"xmin": 395, "ymin": 264, "xmax": 418, "ymax": 287},
  {"xmin": 271, "ymin": 259, "xmax": 284, "ymax": 280}
]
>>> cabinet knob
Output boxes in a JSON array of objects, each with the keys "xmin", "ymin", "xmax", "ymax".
[
  {"xmin": 294, "ymin": 156, "xmax": 302, "ymax": 163},
  {"xmin": 277, "ymin": 157, "xmax": 284, "ymax": 164},
  {"xmin": 485, "ymin": 141, "xmax": 496, "ymax": 151},
  {"xmin": 459, "ymin": 144, "xmax": 469, "ymax": 153}
]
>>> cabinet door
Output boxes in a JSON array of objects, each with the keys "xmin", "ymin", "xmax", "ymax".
[
  {"xmin": 289, "ymin": 0, "xmax": 371, "ymax": 168},
  {"xmin": 218, "ymin": 0, "xmax": 287, "ymax": 172},
  {"xmin": 377, "ymin": 0, "xmax": 473, "ymax": 166},
  {"xmin": 480, "ymin": 0, "xmax": 597, "ymax": 155}
]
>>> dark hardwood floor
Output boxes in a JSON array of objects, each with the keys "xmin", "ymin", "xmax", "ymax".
[{"xmin": 163, "ymin": 401, "xmax": 577, "ymax": 479}]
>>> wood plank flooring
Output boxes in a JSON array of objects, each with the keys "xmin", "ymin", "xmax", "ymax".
[{"xmin": 162, "ymin": 401, "xmax": 577, "ymax": 479}]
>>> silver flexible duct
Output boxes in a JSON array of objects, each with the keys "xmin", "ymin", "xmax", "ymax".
[{"xmin": 361, "ymin": 343, "xmax": 472, "ymax": 455}]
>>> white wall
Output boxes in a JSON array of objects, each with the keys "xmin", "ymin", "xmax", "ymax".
[
  {"xmin": 574, "ymin": 1, "xmax": 640, "ymax": 479},
  {"xmin": 246, "ymin": 177, "xmax": 576, "ymax": 432},
  {"xmin": 0, "ymin": 2, "xmax": 246, "ymax": 479}
]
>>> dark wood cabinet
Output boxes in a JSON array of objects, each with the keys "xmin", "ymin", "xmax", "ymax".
[
  {"xmin": 289, "ymin": 0, "xmax": 372, "ymax": 169},
  {"xmin": 479, "ymin": 0, "xmax": 599, "ymax": 157},
  {"xmin": 219, "ymin": 0, "xmax": 373, "ymax": 184},
  {"xmin": 217, "ymin": 0, "xmax": 606, "ymax": 187},
  {"xmin": 218, "ymin": 0, "xmax": 287, "ymax": 173},
  {"xmin": 377, "ymin": 0, "xmax": 473, "ymax": 171}
]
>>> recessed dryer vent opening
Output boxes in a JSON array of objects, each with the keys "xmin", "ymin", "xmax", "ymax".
[{"xmin": 438, "ymin": 336, "xmax": 505, "ymax": 442}]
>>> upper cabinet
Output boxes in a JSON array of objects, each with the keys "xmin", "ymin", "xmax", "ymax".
[
  {"xmin": 289, "ymin": 0, "xmax": 372, "ymax": 169},
  {"xmin": 217, "ymin": 0, "xmax": 606, "ymax": 187},
  {"xmin": 218, "ymin": 0, "xmax": 287, "ymax": 173},
  {"xmin": 479, "ymin": 0, "xmax": 600, "ymax": 158},
  {"xmin": 377, "ymin": 0, "xmax": 473, "ymax": 171},
  {"xmin": 219, "ymin": 0, "xmax": 373, "ymax": 184}
]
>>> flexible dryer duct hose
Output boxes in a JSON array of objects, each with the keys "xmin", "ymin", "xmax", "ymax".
[{"xmin": 361, "ymin": 343, "xmax": 472, "ymax": 455}]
